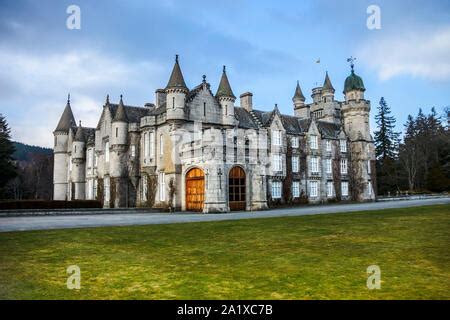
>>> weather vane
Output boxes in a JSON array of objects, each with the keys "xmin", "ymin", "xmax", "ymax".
[{"xmin": 347, "ymin": 56, "xmax": 356, "ymax": 71}]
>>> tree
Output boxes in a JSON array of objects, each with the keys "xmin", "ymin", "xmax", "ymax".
[
  {"xmin": 373, "ymin": 98, "xmax": 400, "ymax": 194},
  {"xmin": 0, "ymin": 114, "xmax": 17, "ymax": 198},
  {"xmin": 399, "ymin": 115, "xmax": 419, "ymax": 191},
  {"xmin": 374, "ymin": 97, "xmax": 400, "ymax": 161}
]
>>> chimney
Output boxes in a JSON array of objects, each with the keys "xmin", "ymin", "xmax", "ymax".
[
  {"xmin": 240, "ymin": 92, "xmax": 253, "ymax": 112},
  {"xmin": 155, "ymin": 89, "xmax": 166, "ymax": 108}
]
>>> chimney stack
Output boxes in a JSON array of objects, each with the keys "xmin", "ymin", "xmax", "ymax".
[
  {"xmin": 240, "ymin": 92, "xmax": 253, "ymax": 112},
  {"xmin": 155, "ymin": 89, "xmax": 166, "ymax": 108}
]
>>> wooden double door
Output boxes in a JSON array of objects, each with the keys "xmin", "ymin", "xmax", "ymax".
[
  {"xmin": 229, "ymin": 166, "xmax": 246, "ymax": 211},
  {"xmin": 186, "ymin": 168, "xmax": 205, "ymax": 211}
]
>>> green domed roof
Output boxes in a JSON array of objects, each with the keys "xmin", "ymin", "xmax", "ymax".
[{"xmin": 344, "ymin": 70, "xmax": 365, "ymax": 93}]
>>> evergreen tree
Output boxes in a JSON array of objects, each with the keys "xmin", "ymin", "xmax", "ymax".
[
  {"xmin": 374, "ymin": 97, "xmax": 400, "ymax": 161},
  {"xmin": 374, "ymin": 98, "xmax": 401, "ymax": 194},
  {"xmin": 0, "ymin": 114, "xmax": 17, "ymax": 198}
]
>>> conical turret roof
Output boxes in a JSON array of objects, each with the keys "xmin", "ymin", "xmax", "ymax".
[
  {"xmin": 292, "ymin": 81, "xmax": 305, "ymax": 101},
  {"xmin": 55, "ymin": 94, "xmax": 76, "ymax": 132},
  {"xmin": 322, "ymin": 72, "xmax": 335, "ymax": 92},
  {"xmin": 216, "ymin": 66, "xmax": 236, "ymax": 99},
  {"xmin": 113, "ymin": 95, "xmax": 129, "ymax": 122},
  {"xmin": 165, "ymin": 55, "xmax": 188, "ymax": 91},
  {"xmin": 74, "ymin": 121, "xmax": 85, "ymax": 142}
]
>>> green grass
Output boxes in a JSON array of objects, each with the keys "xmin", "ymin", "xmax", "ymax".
[{"xmin": 0, "ymin": 204, "xmax": 449, "ymax": 300}]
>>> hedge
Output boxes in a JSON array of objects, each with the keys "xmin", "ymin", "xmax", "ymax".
[{"xmin": 0, "ymin": 200, "xmax": 102, "ymax": 210}]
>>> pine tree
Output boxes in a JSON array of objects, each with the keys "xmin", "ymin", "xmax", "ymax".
[
  {"xmin": 374, "ymin": 97, "xmax": 400, "ymax": 161},
  {"xmin": 374, "ymin": 98, "xmax": 401, "ymax": 194},
  {"xmin": 0, "ymin": 114, "xmax": 17, "ymax": 198}
]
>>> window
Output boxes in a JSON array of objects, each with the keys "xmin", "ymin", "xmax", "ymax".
[
  {"xmin": 340, "ymin": 140, "xmax": 347, "ymax": 153},
  {"xmin": 115, "ymin": 127, "xmax": 118, "ymax": 138},
  {"xmin": 340, "ymin": 159, "xmax": 348, "ymax": 174},
  {"xmin": 292, "ymin": 181, "xmax": 300, "ymax": 198},
  {"xmin": 310, "ymin": 181, "xmax": 318, "ymax": 197},
  {"xmin": 69, "ymin": 155, "xmax": 72, "ymax": 171},
  {"xmin": 159, "ymin": 134, "xmax": 164, "ymax": 156},
  {"xmin": 311, "ymin": 157, "xmax": 319, "ymax": 173},
  {"xmin": 159, "ymin": 172, "xmax": 165, "ymax": 201},
  {"xmin": 105, "ymin": 141, "xmax": 110, "ymax": 163},
  {"xmin": 368, "ymin": 181, "xmax": 373, "ymax": 196},
  {"xmin": 326, "ymin": 140, "xmax": 332, "ymax": 152},
  {"xmin": 327, "ymin": 182, "xmax": 334, "ymax": 197},
  {"xmin": 142, "ymin": 175, "xmax": 148, "ymax": 202},
  {"xmin": 93, "ymin": 180, "xmax": 97, "ymax": 199},
  {"xmin": 367, "ymin": 160, "xmax": 371, "ymax": 174},
  {"xmin": 104, "ymin": 176, "xmax": 110, "ymax": 202},
  {"xmin": 325, "ymin": 159, "xmax": 332, "ymax": 174},
  {"xmin": 310, "ymin": 135, "xmax": 318, "ymax": 149},
  {"xmin": 131, "ymin": 145, "xmax": 136, "ymax": 157},
  {"xmin": 291, "ymin": 137, "xmax": 299, "ymax": 148},
  {"xmin": 172, "ymin": 97, "xmax": 175, "ymax": 109},
  {"xmin": 272, "ymin": 130, "xmax": 282, "ymax": 146},
  {"xmin": 150, "ymin": 132, "xmax": 155, "ymax": 157},
  {"xmin": 144, "ymin": 133, "xmax": 149, "ymax": 157},
  {"xmin": 88, "ymin": 149, "xmax": 93, "ymax": 168},
  {"xmin": 292, "ymin": 156, "xmax": 299, "ymax": 173},
  {"xmin": 272, "ymin": 181, "xmax": 282, "ymax": 199},
  {"xmin": 341, "ymin": 181, "xmax": 349, "ymax": 197},
  {"xmin": 203, "ymin": 102, "xmax": 206, "ymax": 116},
  {"xmin": 86, "ymin": 179, "xmax": 93, "ymax": 199},
  {"xmin": 94, "ymin": 153, "xmax": 98, "ymax": 167},
  {"xmin": 272, "ymin": 154, "xmax": 282, "ymax": 172}
]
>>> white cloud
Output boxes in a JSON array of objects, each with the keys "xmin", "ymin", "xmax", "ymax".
[
  {"xmin": 358, "ymin": 26, "xmax": 450, "ymax": 81},
  {"xmin": 0, "ymin": 48, "xmax": 165, "ymax": 147}
]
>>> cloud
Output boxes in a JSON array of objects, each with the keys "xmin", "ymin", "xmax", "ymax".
[
  {"xmin": 358, "ymin": 25, "xmax": 450, "ymax": 81},
  {"xmin": 0, "ymin": 48, "xmax": 165, "ymax": 147}
]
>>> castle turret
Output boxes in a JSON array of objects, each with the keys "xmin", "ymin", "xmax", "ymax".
[
  {"xmin": 72, "ymin": 121, "xmax": 86, "ymax": 200},
  {"xmin": 293, "ymin": 81, "xmax": 309, "ymax": 118},
  {"xmin": 216, "ymin": 65, "xmax": 236, "ymax": 126},
  {"xmin": 110, "ymin": 95, "xmax": 130, "ymax": 208},
  {"xmin": 111, "ymin": 95, "xmax": 129, "ymax": 146},
  {"xmin": 165, "ymin": 55, "xmax": 188, "ymax": 121},
  {"xmin": 343, "ymin": 64, "xmax": 366, "ymax": 102},
  {"xmin": 53, "ymin": 94, "xmax": 76, "ymax": 200},
  {"xmin": 321, "ymin": 71, "xmax": 335, "ymax": 103},
  {"xmin": 341, "ymin": 59, "xmax": 374, "ymax": 201}
]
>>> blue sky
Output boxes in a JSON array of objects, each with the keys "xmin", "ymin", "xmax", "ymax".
[{"xmin": 1, "ymin": 0, "xmax": 449, "ymax": 147}]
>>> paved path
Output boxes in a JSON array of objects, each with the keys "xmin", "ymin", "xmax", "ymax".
[{"xmin": 0, "ymin": 198, "xmax": 448, "ymax": 233}]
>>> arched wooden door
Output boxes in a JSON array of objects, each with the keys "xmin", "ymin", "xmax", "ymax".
[
  {"xmin": 229, "ymin": 166, "xmax": 246, "ymax": 211},
  {"xmin": 185, "ymin": 168, "xmax": 205, "ymax": 211}
]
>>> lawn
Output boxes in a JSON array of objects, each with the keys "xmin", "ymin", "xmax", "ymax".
[{"xmin": 0, "ymin": 204, "xmax": 449, "ymax": 299}]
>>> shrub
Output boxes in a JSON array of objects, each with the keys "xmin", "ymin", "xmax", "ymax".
[{"xmin": 0, "ymin": 200, "xmax": 102, "ymax": 210}]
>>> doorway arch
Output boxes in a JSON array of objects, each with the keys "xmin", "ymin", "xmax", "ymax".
[
  {"xmin": 185, "ymin": 168, "xmax": 205, "ymax": 211},
  {"xmin": 229, "ymin": 166, "xmax": 246, "ymax": 211}
]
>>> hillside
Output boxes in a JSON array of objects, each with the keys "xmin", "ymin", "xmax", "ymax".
[{"xmin": 12, "ymin": 142, "xmax": 53, "ymax": 161}]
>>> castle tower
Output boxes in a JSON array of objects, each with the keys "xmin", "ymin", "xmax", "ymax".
[
  {"xmin": 72, "ymin": 121, "xmax": 86, "ymax": 200},
  {"xmin": 53, "ymin": 94, "xmax": 76, "ymax": 200},
  {"xmin": 110, "ymin": 95, "xmax": 129, "ymax": 208},
  {"xmin": 321, "ymin": 71, "xmax": 335, "ymax": 103},
  {"xmin": 292, "ymin": 81, "xmax": 308, "ymax": 118},
  {"xmin": 341, "ymin": 58, "xmax": 375, "ymax": 201},
  {"xmin": 165, "ymin": 55, "xmax": 188, "ymax": 121},
  {"xmin": 216, "ymin": 65, "xmax": 236, "ymax": 126}
]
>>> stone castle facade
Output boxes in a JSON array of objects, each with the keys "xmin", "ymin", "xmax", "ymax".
[{"xmin": 53, "ymin": 56, "xmax": 376, "ymax": 212}]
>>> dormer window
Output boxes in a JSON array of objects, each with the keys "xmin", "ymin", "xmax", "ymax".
[
  {"xmin": 309, "ymin": 135, "xmax": 318, "ymax": 149},
  {"xmin": 272, "ymin": 130, "xmax": 282, "ymax": 146}
]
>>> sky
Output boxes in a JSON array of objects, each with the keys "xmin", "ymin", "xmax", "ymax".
[{"xmin": 0, "ymin": 0, "xmax": 449, "ymax": 148}]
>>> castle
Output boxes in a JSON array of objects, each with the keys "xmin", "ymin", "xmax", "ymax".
[{"xmin": 53, "ymin": 56, "xmax": 376, "ymax": 212}]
